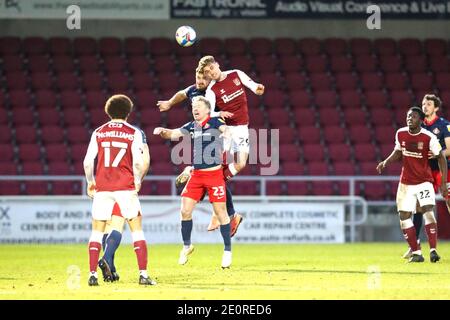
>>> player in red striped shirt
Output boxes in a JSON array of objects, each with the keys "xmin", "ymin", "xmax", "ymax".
[{"xmin": 377, "ymin": 107, "xmax": 448, "ymax": 262}]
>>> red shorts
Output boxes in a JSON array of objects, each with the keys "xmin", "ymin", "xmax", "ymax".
[
  {"xmin": 182, "ymin": 168, "xmax": 226, "ymax": 203},
  {"xmin": 111, "ymin": 203, "xmax": 141, "ymax": 218},
  {"xmin": 431, "ymin": 170, "xmax": 450, "ymax": 192}
]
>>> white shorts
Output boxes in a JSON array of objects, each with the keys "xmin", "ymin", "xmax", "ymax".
[
  {"xmin": 396, "ymin": 182, "xmax": 435, "ymax": 212},
  {"xmin": 224, "ymin": 125, "xmax": 249, "ymax": 154},
  {"xmin": 91, "ymin": 190, "xmax": 141, "ymax": 220}
]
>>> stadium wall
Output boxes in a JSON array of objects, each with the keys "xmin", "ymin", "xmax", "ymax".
[{"xmin": 0, "ymin": 19, "xmax": 449, "ymax": 39}]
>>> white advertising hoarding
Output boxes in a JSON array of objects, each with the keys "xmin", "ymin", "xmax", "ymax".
[
  {"xmin": 0, "ymin": 197, "xmax": 345, "ymax": 244},
  {"xmin": 0, "ymin": 0, "xmax": 169, "ymax": 19}
]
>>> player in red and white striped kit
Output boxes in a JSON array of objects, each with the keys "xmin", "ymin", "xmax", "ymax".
[
  {"xmin": 377, "ymin": 107, "xmax": 448, "ymax": 263},
  {"xmin": 83, "ymin": 94, "xmax": 156, "ymax": 286},
  {"xmin": 197, "ymin": 55, "xmax": 265, "ymax": 229}
]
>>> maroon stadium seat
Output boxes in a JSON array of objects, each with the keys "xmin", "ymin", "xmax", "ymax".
[
  {"xmin": 359, "ymin": 161, "xmax": 378, "ymax": 175},
  {"xmin": 150, "ymin": 162, "xmax": 174, "ymax": 175},
  {"xmin": 333, "ymin": 161, "xmax": 356, "ymax": 175},
  {"xmin": 150, "ymin": 145, "xmax": 171, "ymax": 162},
  {"xmin": 410, "ymin": 73, "xmax": 433, "ymax": 91},
  {"xmin": 349, "ymin": 38, "xmax": 372, "ymax": 55},
  {"xmin": 285, "ymin": 73, "xmax": 307, "ymax": 91},
  {"xmin": 379, "ymin": 144, "xmax": 395, "ymax": 159},
  {"xmin": 318, "ymin": 108, "xmax": 341, "ymax": 126},
  {"xmin": 343, "ymin": 109, "xmax": 366, "ymax": 124},
  {"xmin": 135, "ymin": 90, "xmax": 158, "ymax": 109},
  {"xmin": 51, "ymin": 181, "xmax": 79, "ymax": 195},
  {"xmin": 21, "ymin": 162, "xmax": 45, "ymax": 175},
  {"xmin": 81, "ymin": 72, "xmax": 104, "ymax": 91},
  {"xmin": 78, "ymin": 55, "xmax": 100, "ymax": 73},
  {"xmin": 249, "ymin": 38, "xmax": 272, "ymax": 56},
  {"xmin": 17, "ymin": 144, "xmax": 40, "ymax": 162},
  {"xmin": 45, "ymin": 144, "xmax": 68, "ymax": 163},
  {"xmin": 0, "ymin": 128, "xmax": 13, "ymax": 144},
  {"xmin": 0, "ymin": 162, "xmax": 18, "ymax": 175},
  {"xmin": 69, "ymin": 143, "xmax": 87, "ymax": 163},
  {"xmin": 199, "ymin": 38, "xmax": 223, "ymax": 56},
  {"xmin": 153, "ymin": 56, "xmax": 177, "ymax": 73},
  {"xmin": 56, "ymin": 73, "xmax": 79, "ymax": 91},
  {"xmin": 228, "ymin": 55, "xmax": 252, "ymax": 74},
  {"xmin": 103, "ymin": 56, "xmax": 127, "ymax": 73},
  {"xmin": 41, "ymin": 126, "xmax": 65, "ymax": 144},
  {"xmin": 405, "ymin": 55, "xmax": 428, "ymax": 73},
  {"xmin": 255, "ymin": 56, "xmax": 277, "ymax": 73},
  {"xmin": 311, "ymin": 181, "xmax": 335, "ymax": 195},
  {"xmin": 149, "ymin": 38, "xmax": 173, "ymax": 56},
  {"xmin": 158, "ymin": 74, "xmax": 180, "ymax": 91},
  {"xmin": 286, "ymin": 182, "xmax": 309, "ymax": 195},
  {"xmin": 310, "ymin": 73, "xmax": 332, "ymax": 91},
  {"xmin": 31, "ymin": 72, "xmax": 53, "ymax": 90},
  {"xmin": 298, "ymin": 125, "xmax": 321, "ymax": 144},
  {"xmin": 73, "ymin": 37, "xmax": 97, "ymax": 56},
  {"xmin": 289, "ymin": 91, "xmax": 312, "ymax": 108},
  {"xmin": 340, "ymin": 91, "xmax": 362, "ymax": 109},
  {"xmin": 124, "ymin": 37, "xmax": 147, "ymax": 56},
  {"xmin": 263, "ymin": 90, "xmax": 286, "ymax": 109},
  {"xmin": 328, "ymin": 143, "xmax": 352, "ymax": 162},
  {"xmin": 374, "ymin": 38, "xmax": 397, "ymax": 55},
  {"xmin": 354, "ymin": 55, "xmax": 378, "ymax": 73},
  {"xmin": 6, "ymin": 72, "xmax": 29, "ymax": 90},
  {"xmin": 106, "ymin": 73, "xmax": 130, "ymax": 92},
  {"xmin": 232, "ymin": 181, "xmax": 260, "ymax": 195},
  {"xmin": 128, "ymin": 56, "xmax": 151, "ymax": 74},
  {"xmin": 47, "ymin": 161, "xmax": 72, "ymax": 175},
  {"xmin": 379, "ymin": 55, "xmax": 403, "ymax": 73},
  {"xmin": 0, "ymin": 182, "xmax": 22, "ymax": 195},
  {"xmin": 266, "ymin": 181, "xmax": 285, "ymax": 195},
  {"xmin": 308, "ymin": 162, "xmax": 329, "ymax": 175},
  {"xmin": 11, "ymin": 108, "xmax": 34, "ymax": 126},
  {"xmin": 15, "ymin": 126, "xmax": 38, "ymax": 144},
  {"xmin": 274, "ymin": 38, "xmax": 297, "ymax": 56},
  {"xmin": 0, "ymin": 37, "xmax": 21, "ymax": 55},
  {"xmin": 354, "ymin": 143, "xmax": 377, "ymax": 162},
  {"xmin": 282, "ymin": 161, "xmax": 305, "ymax": 175},
  {"xmin": 224, "ymin": 38, "xmax": 247, "ymax": 56},
  {"xmin": 279, "ymin": 56, "xmax": 303, "ymax": 74},
  {"xmin": 85, "ymin": 90, "xmax": 107, "ymax": 110},
  {"xmin": 435, "ymin": 72, "xmax": 450, "ymax": 91},
  {"xmin": 305, "ymin": 56, "xmax": 327, "ymax": 73},
  {"xmin": 302, "ymin": 144, "xmax": 325, "ymax": 162},
  {"xmin": 360, "ymin": 72, "xmax": 383, "ymax": 91},
  {"xmin": 66, "ymin": 126, "xmax": 90, "ymax": 144},
  {"xmin": 37, "ymin": 109, "xmax": 60, "ymax": 126},
  {"xmin": 267, "ymin": 109, "xmax": 290, "ymax": 126},
  {"xmin": 330, "ymin": 56, "xmax": 353, "ymax": 73},
  {"xmin": 28, "ymin": 55, "xmax": 50, "ymax": 73},
  {"xmin": 35, "ymin": 90, "xmax": 57, "ymax": 109},
  {"xmin": 89, "ymin": 109, "xmax": 109, "ymax": 128},
  {"xmin": 279, "ymin": 144, "xmax": 301, "ymax": 162},
  {"xmin": 179, "ymin": 55, "xmax": 198, "ymax": 74},
  {"xmin": 0, "ymin": 144, "xmax": 14, "ymax": 164},
  {"xmin": 165, "ymin": 112, "xmax": 190, "ymax": 128},
  {"xmin": 259, "ymin": 73, "xmax": 282, "ymax": 90},
  {"xmin": 324, "ymin": 38, "xmax": 347, "ymax": 56},
  {"xmin": 278, "ymin": 126, "xmax": 297, "ymax": 144},
  {"xmin": 324, "ymin": 125, "xmax": 347, "ymax": 143},
  {"xmin": 371, "ymin": 109, "xmax": 394, "ymax": 126},
  {"xmin": 335, "ymin": 73, "xmax": 357, "ymax": 91},
  {"xmin": 131, "ymin": 72, "xmax": 154, "ymax": 91},
  {"xmin": 0, "ymin": 108, "xmax": 8, "ymax": 125},
  {"xmin": 390, "ymin": 90, "xmax": 413, "ymax": 110},
  {"xmin": 424, "ymin": 39, "xmax": 447, "ymax": 56},
  {"xmin": 385, "ymin": 162, "xmax": 402, "ymax": 175},
  {"xmin": 59, "ymin": 90, "xmax": 82, "ymax": 110},
  {"xmin": 24, "ymin": 181, "xmax": 49, "ymax": 195},
  {"xmin": 49, "ymin": 37, "xmax": 71, "ymax": 55},
  {"xmin": 314, "ymin": 91, "xmax": 338, "ymax": 108},
  {"xmin": 99, "ymin": 37, "xmax": 122, "ymax": 56},
  {"xmin": 385, "ymin": 73, "xmax": 408, "ymax": 90},
  {"xmin": 298, "ymin": 38, "xmax": 322, "ymax": 56},
  {"xmin": 348, "ymin": 125, "xmax": 372, "ymax": 143},
  {"xmin": 398, "ymin": 38, "xmax": 422, "ymax": 56},
  {"xmin": 365, "ymin": 90, "xmax": 388, "ymax": 109},
  {"xmin": 375, "ymin": 125, "xmax": 395, "ymax": 145},
  {"xmin": 248, "ymin": 109, "xmax": 265, "ymax": 127},
  {"xmin": 363, "ymin": 182, "xmax": 388, "ymax": 200},
  {"xmin": 2, "ymin": 55, "xmax": 23, "ymax": 73}
]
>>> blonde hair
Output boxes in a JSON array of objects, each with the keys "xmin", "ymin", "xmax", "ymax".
[
  {"xmin": 197, "ymin": 55, "xmax": 216, "ymax": 73},
  {"xmin": 192, "ymin": 96, "xmax": 211, "ymax": 110}
]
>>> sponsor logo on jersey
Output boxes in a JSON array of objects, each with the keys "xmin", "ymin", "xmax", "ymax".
[
  {"xmin": 433, "ymin": 127, "xmax": 440, "ymax": 135},
  {"xmin": 221, "ymin": 88, "xmax": 244, "ymax": 103},
  {"xmin": 108, "ymin": 123, "xmax": 123, "ymax": 128},
  {"xmin": 401, "ymin": 148, "xmax": 423, "ymax": 159},
  {"xmin": 418, "ymin": 142, "xmax": 424, "ymax": 150},
  {"xmin": 233, "ymin": 78, "xmax": 241, "ymax": 86},
  {"xmin": 447, "ymin": 125, "xmax": 450, "ymax": 132},
  {"xmin": 220, "ymin": 89, "xmax": 225, "ymax": 94}
]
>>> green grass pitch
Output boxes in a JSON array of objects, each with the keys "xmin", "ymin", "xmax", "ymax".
[{"xmin": 1, "ymin": 243, "xmax": 450, "ymax": 300}]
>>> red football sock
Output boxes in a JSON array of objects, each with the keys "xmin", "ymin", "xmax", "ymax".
[
  {"xmin": 425, "ymin": 223, "xmax": 437, "ymax": 250},
  {"xmin": 133, "ymin": 240, "xmax": 148, "ymax": 271},
  {"xmin": 88, "ymin": 242, "xmax": 101, "ymax": 273},
  {"xmin": 402, "ymin": 227, "xmax": 419, "ymax": 252}
]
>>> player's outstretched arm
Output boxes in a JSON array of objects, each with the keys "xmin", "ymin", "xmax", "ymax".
[
  {"xmin": 157, "ymin": 90, "xmax": 188, "ymax": 112},
  {"xmin": 376, "ymin": 149, "xmax": 402, "ymax": 174},
  {"xmin": 83, "ymin": 132, "xmax": 98, "ymax": 198},
  {"xmin": 153, "ymin": 127, "xmax": 185, "ymax": 140},
  {"xmin": 141, "ymin": 144, "xmax": 150, "ymax": 182},
  {"xmin": 235, "ymin": 69, "xmax": 264, "ymax": 95}
]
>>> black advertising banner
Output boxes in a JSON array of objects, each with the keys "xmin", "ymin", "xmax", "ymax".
[{"xmin": 171, "ymin": 0, "xmax": 450, "ymax": 19}]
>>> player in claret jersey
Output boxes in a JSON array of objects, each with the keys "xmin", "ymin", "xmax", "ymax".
[
  {"xmin": 157, "ymin": 69, "xmax": 244, "ymax": 236},
  {"xmin": 197, "ymin": 55, "xmax": 265, "ymax": 229},
  {"xmin": 403, "ymin": 94, "xmax": 450, "ymax": 259},
  {"xmin": 377, "ymin": 107, "xmax": 448, "ymax": 263},
  {"xmin": 83, "ymin": 94, "xmax": 156, "ymax": 286}
]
